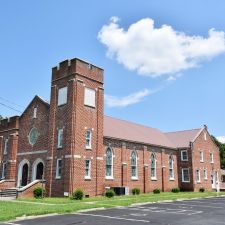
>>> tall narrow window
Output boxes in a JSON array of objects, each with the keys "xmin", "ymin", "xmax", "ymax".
[
  {"xmin": 57, "ymin": 129, "xmax": 63, "ymax": 148},
  {"xmin": 169, "ymin": 155, "xmax": 174, "ymax": 180},
  {"xmin": 204, "ymin": 132, "xmax": 207, "ymax": 141},
  {"xmin": 56, "ymin": 159, "xmax": 62, "ymax": 179},
  {"xmin": 85, "ymin": 160, "xmax": 91, "ymax": 179},
  {"xmin": 33, "ymin": 107, "xmax": 37, "ymax": 118},
  {"xmin": 2, "ymin": 162, "xmax": 7, "ymax": 179},
  {"xmin": 204, "ymin": 169, "xmax": 208, "ymax": 180},
  {"xmin": 199, "ymin": 151, "xmax": 204, "ymax": 162},
  {"xmin": 106, "ymin": 147, "xmax": 113, "ymax": 178},
  {"xmin": 151, "ymin": 153, "xmax": 157, "ymax": 179},
  {"xmin": 181, "ymin": 150, "xmax": 188, "ymax": 161},
  {"xmin": 182, "ymin": 168, "xmax": 190, "ymax": 182},
  {"xmin": 58, "ymin": 87, "xmax": 68, "ymax": 106},
  {"xmin": 131, "ymin": 150, "xmax": 137, "ymax": 179},
  {"xmin": 196, "ymin": 169, "xmax": 201, "ymax": 183},
  {"xmin": 210, "ymin": 153, "xmax": 214, "ymax": 163},
  {"xmin": 3, "ymin": 138, "xmax": 8, "ymax": 155},
  {"xmin": 85, "ymin": 130, "xmax": 92, "ymax": 149}
]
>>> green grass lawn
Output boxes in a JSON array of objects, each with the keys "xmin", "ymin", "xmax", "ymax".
[{"xmin": 0, "ymin": 191, "xmax": 224, "ymax": 222}]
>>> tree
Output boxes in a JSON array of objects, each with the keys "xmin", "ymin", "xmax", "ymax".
[
  {"xmin": 0, "ymin": 115, "xmax": 3, "ymax": 120},
  {"xmin": 211, "ymin": 135, "xmax": 225, "ymax": 169}
]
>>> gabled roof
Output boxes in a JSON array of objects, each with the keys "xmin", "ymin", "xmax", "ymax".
[
  {"xmin": 165, "ymin": 128, "xmax": 202, "ymax": 148},
  {"xmin": 20, "ymin": 95, "xmax": 49, "ymax": 118},
  {"xmin": 104, "ymin": 116, "xmax": 175, "ymax": 149}
]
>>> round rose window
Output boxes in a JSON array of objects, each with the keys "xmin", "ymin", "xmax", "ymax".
[{"xmin": 28, "ymin": 128, "xmax": 39, "ymax": 146}]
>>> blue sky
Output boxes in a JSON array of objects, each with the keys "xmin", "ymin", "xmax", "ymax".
[{"xmin": 0, "ymin": 0, "xmax": 225, "ymax": 140}]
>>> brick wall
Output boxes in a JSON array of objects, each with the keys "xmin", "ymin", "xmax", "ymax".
[
  {"xmin": 0, "ymin": 116, "xmax": 19, "ymax": 182},
  {"xmin": 103, "ymin": 138, "xmax": 178, "ymax": 194},
  {"xmin": 192, "ymin": 128, "xmax": 221, "ymax": 191}
]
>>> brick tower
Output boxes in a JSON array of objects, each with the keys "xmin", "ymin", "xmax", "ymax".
[{"xmin": 46, "ymin": 58, "xmax": 104, "ymax": 197}]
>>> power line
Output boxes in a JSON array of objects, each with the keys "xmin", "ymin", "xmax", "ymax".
[
  {"xmin": 0, "ymin": 102, "xmax": 22, "ymax": 113},
  {"xmin": 0, "ymin": 96, "xmax": 24, "ymax": 109}
]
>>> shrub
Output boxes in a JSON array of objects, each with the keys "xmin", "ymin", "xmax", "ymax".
[
  {"xmin": 105, "ymin": 189, "xmax": 115, "ymax": 198},
  {"xmin": 171, "ymin": 188, "xmax": 180, "ymax": 193},
  {"xmin": 153, "ymin": 188, "xmax": 161, "ymax": 194},
  {"xmin": 199, "ymin": 187, "xmax": 205, "ymax": 193},
  {"xmin": 132, "ymin": 188, "xmax": 141, "ymax": 195},
  {"xmin": 72, "ymin": 189, "xmax": 84, "ymax": 200},
  {"xmin": 33, "ymin": 187, "xmax": 46, "ymax": 198}
]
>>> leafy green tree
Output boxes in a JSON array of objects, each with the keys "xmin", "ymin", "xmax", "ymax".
[{"xmin": 212, "ymin": 135, "xmax": 225, "ymax": 169}]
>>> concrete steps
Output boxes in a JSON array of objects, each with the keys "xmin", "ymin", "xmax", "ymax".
[{"xmin": 0, "ymin": 188, "xmax": 17, "ymax": 199}]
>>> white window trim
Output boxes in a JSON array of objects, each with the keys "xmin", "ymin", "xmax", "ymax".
[
  {"xmin": 204, "ymin": 132, "xmax": 207, "ymax": 141},
  {"xmin": 196, "ymin": 169, "xmax": 201, "ymax": 183},
  {"xmin": 210, "ymin": 153, "xmax": 214, "ymax": 163},
  {"xmin": 105, "ymin": 148, "xmax": 113, "ymax": 180},
  {"xmin": 182, "ymin": 168, "xmax": 190, "ymax": 183},
  {"xmin": 58, "ymin": 86, "xmax": 68, "ymax": 106},
  {"xmin": 151, "ymin": 153, "xmax": 157, "ymax": 180},
  {"xmin": 131, "ymin": 150, "xmax": 138, "ymax": 180},
  {"xmin": 204, "ymin": 169, "xmax": 208, "ymax": 180},
  {"xmin": 85, "ymin": 129, "xmax": 92, "ymax": 150},
  {"xmin": 2, "ymin": 162, "xmax": 7, "ymax": 179},
  {"xmin": 85, "ymin": 159, "xmax": 91, "ymax": 180},
  {"xmin": 84, "ymin": 87, "xmax": 96, "ymax": 108},
  {"xmin": 3, "ymin": 138, "xmax": 8, "ymax": 155},
  {"xmin": 33, "ymin": 107, "xmax": 37, "ymax": 118},
  {"xmin": 57, "ymin": 129, "xmax": 63, "ymax": 149},
  {"xmin": 181, "ymin": 150, "xmax": 188, "ymax": 161},
  {"xmin": 200, "ymin": 150, "xmax": 204, "ymax": 163},
  {"xmin": 169, "ymin": 155, "xmax": 175, "ymax": 180},
  {"xmin": 56, "ymin": 159, "xmax": 62, "ymax": 179}
]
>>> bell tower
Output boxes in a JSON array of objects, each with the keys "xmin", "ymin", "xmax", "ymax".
[{"xmin": 46, "ymin": 58, "xmax": 104, "ymax": 197}]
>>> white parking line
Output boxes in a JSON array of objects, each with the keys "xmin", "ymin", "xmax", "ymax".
[
  {"xmin": 160, "ymin": 202, "xmax": 224, "ymax": 209},
  {"xmin": 186, "ymin": 200, "xmax": 225, "ymax": 205},
  {"xmin": 4, "ymin": 223, "xmax": 21, "ymax": 225},
  {"xmin": 76, "ymin": 213, "xmax": 150, "ymax": 223},
  {"xmin": 128, "ymin": 206, "xmax": 202, "ymax": 215}
]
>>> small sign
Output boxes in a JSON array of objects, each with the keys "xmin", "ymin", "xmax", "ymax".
[{"xmin": 64, "ymin": 192, "xmax": 69, "ymax": 197}]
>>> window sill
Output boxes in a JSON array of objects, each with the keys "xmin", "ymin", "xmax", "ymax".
[
  {"xmin": 57, "ymin": 147, "xmax": 63, "ymax": 150},
  {"xmin": 131, "ymin": 177, "xmax": 138, "ymax": 181},
  {"xmin": 197, "ymin": 181, "xmax": 201, "ymax": 184},
  {"xmin": 169, "ymin": 178, "xmax": 175, "ymax": 181},
  {"xmin": 85, "ymin": 147, "xmax": 92, "ymax": 150},
  {"xmin": 85, "ymin": 177, "xmax": 91, "ymax": 180},
  {"xmin": 151, "ymin": 178, "xmax": 157, "ymax": 181},
  {"xmin": 55, "ymin": 177, "xmax": 61, "ymax": 180},
  {"xmin": 84, "ymin": 104, "xmax": 96, "ymax": 109},
  {"xmin": 182, "ymin": 181, "xmax": 190, "ymax": 183},
  {"xmin": 105, "ymin": 177, "xmax": 114, "ymax": 180},
  {"xmin": 181, "ymin": 159, "xmax": 188, "ymax": 162},
  {"xmin": 200, "ymin": 161, "xmax": 204, "ymax": 163},
  {"xmin": 58, "ymin": 103, "xmax": 67, "ymax": 108}
]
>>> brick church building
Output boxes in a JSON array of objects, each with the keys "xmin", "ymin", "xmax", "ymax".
[{"xmin": 0, "ymin": 58, "xmax": 221, "ymax": 197}]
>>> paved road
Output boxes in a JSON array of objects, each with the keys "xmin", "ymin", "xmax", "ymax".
[{"xmin": 2, "ymin": 196, "xmax": 225, "ymax": 225}]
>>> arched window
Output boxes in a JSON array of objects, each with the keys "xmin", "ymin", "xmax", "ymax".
[
  {"xmin": 169, "ymin": 155, "xmax": 174, "ymax": 180},
  {"xmin": 131, "ymin": 150, "xmax": 137, "ymax": 178},
  {"xmin": 106, "ymin": 147, "xmax": 113, "ymax": 178},
  {"xmin": 151, "ymin": 153, "xmax": 157, "ymax": 179}
]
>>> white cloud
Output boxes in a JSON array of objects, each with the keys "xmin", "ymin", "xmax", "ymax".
[
  {"xmin": 217, "ymin": 136, "xmax": 225, "ymax": 144},
  {"xmin": 105, "ymin": 88, "xmax": 157, "ymax": 107},
  {"xmin": 98, "ymin": 17, "xmax": 225, "ymax": 77}
]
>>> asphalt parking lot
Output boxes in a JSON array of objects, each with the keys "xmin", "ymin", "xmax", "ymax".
[{"xmin": 2, "ymin": 196, "xmax": 225, "ymax": 225}]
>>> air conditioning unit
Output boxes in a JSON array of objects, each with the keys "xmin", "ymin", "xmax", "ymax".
[{"xmin": 110, "ymin": 186, "xmax": 129, "ymax": 196}]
